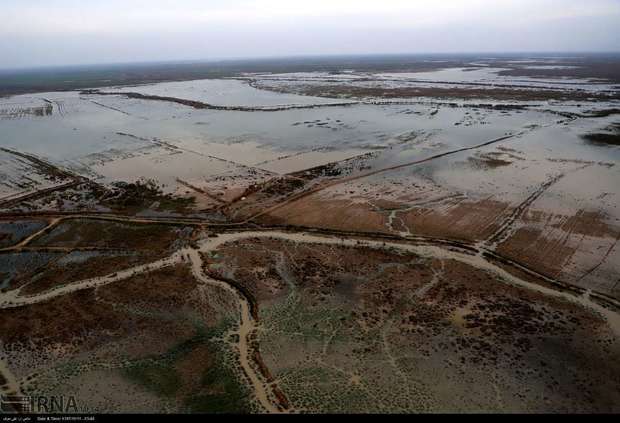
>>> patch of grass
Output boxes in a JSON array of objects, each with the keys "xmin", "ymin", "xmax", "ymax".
[
  {"xmin": 184, "ymin": 364, "xmax": 250, "ymax": 414},
  {"xmin": 105, "ymin": 179, "xmax": 195, "ymax": 213},
  {"xmin": 581, "ymin": 132, "xmax": 620, "ymax": 146},
  {"xmin": 122, "ymin": 322, "xmax": 251, "ymax": 413},
  {"xmin": 123, "ymin": 362, "xmax": 182, "ymax": 398},
  {"xmin": 468, "ymin": 155, "xmax": 512, "ymax": 169},
  {"xmin": 33, "ymin": 219, "xmax": 192, "ymax": 252},
  {"xmin": 157, "ymin": 195, "xmax": 196, "ymax": 213},
  {"xmin": 581, "ymin": 123, "xmax": 620, "ymax": 146},
  {"xmin": 121, "ymin": 330, "xmax": 210, "ymax": 399}
]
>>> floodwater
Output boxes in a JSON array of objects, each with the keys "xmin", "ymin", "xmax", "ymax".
[
  {"xmin": 0, "ymin": 72, "xmax": 618, "ymax": 200},
  {"xmin": 257, "ymin": 66, "xmax": 618, "ymax": 95},
  {"xmin": 115, "ymin": 78, "xmax": 351, "ymax": 107},
  {"xmin": 376, "ymin": 67, "xmax": 615, "ymax": 90},
  {"xmin": 1, "ymin": 64, "xmax": 620, "ymax": 414}
]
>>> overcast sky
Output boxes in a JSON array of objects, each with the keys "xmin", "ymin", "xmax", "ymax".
[{"xmin": 1, "ymin": 0, "xmax": 619, "ymax": 69}]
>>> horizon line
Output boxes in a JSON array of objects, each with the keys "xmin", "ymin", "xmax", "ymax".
[{"xmin": 2, "ymin": 50, "xmax": 620, "ymax": 73}]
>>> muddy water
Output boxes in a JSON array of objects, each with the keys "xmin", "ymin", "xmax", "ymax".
[
  {"xmin": 258, "ymin": 66, "xmax": 619, "ymax": 94},
  {"xmin": 1, "ymin": 75, "xmax": 616, "ymax": 206},
  {"xmin": 0, "ymin": 150, "xmax": 71, "ymax": 199},
  {"xmin": 0, "ymin": 220, "xmax": 47, "ymax": 248},
  {"xmin": 1, "ymin": 218, "xmax": 61, "ymax": 251},
  {"xmin": 0, "ymin": 79, "xmax": 568, "ymax": 192},
  {"xmin": 115, "ymin": 78, "xmax": 351, "ymax": 107},
  {"xmin": 375, "ymin": 67, "xmax": 618, "ymax": 92}
]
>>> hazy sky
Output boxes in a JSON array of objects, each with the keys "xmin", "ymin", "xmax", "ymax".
[{"xmin": 1, "ymin": 0, "xmax": 619, "ymax": 69}]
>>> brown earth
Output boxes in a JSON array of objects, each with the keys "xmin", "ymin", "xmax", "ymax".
[
  {"xmin": 262, "ymin": 194, "xmax": 509, "ymax": 241},
  {"xmin": 496, "ymin": 210, "xmax": 619, "ymax": 280},
  {"xmin": 0, "ymin": 265, "xmax": 201, "ymax": 349},
  {"xmin": 207, "ymin": 236, "xmax": 620, "ymax": 412},
  {"xmin": 400, "ymin": 198, "xmax": 509, "ymax": 241},
  {"xmin": 267, "ymin": 84, "xmax": 620, "ymax": 102},
  {"xmin": 258, "ymin": 197, "xmax": 389, "ymax": 234},
  {"xmin": 31, "ymin": 220, "xmax": 194, "ymax": 251},
  {"xmin": 17, "ymin": 252, "xmax": 168, "ymax": 296}
]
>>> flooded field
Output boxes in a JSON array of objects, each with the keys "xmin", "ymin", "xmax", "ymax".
[{"xmin": 1, "ymin": 55, "xmax": 619, "ymax": 413}]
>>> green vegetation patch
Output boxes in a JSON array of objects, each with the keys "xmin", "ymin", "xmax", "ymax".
[
  {"xmin": 32, "ymin": 219, "xmax": 191, "ymax": 251},
  {"xmin": 123, "ymin": 362, "xmax": 181, "ymax": 398},
  {"xmin": 581, "ymin": 123, "xmax": 620, "ymax": 146},
  {"xmin": 184, "ymin": 363, "xmax": 249, "ymax": 414},
  {"xmin": 121, "ymin": 323, "xmax": 251, "ymax": 413},
  {"xmin": 105, "ymin": 179, "xmax": 195, "ymax": 213}
]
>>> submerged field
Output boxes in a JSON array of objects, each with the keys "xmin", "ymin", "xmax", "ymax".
[{"xmin": 1, "ymin": 55, "xmax": 619, "ymax": 413}]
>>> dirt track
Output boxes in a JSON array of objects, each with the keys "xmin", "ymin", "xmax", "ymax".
[
  {"xmin": 1, "ymin": 211, "xmax": 618, "ymax": 309},
  {"xmin": 2, "ymin": 225, "xmax": 620, "ymax": 411}
]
